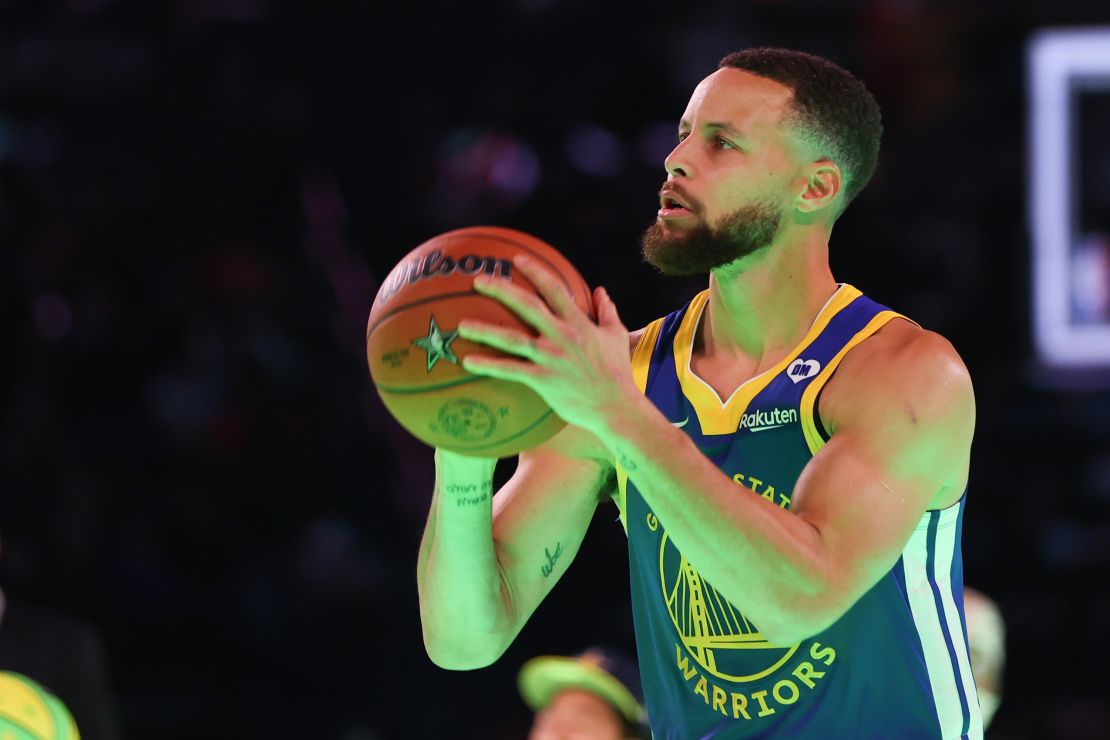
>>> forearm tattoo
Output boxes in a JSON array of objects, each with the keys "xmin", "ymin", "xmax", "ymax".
[
  {"xmin": 444, "ymin": 481, "xmax": 493, "ymax": 507},
  {"xmin": 540, "ymin": 542, "xmax": 564, "ymax": 577}
]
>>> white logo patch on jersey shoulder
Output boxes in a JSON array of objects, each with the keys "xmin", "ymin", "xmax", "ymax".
[{"xmin": 787, "ymin": 358, "xmax": 821, "ymax": 384}]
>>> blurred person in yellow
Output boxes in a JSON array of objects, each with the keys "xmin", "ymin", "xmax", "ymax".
[
  {"xmin": 0, "ymin": 534, "xmax": 118, "ymax": 739},
  {"xmin": 964, "ymin": 587, "xmax": 1005, "ymax": 728},
  {"xmin": 0, "ymin": 671, "xmax": 81, "ymax": 740}
]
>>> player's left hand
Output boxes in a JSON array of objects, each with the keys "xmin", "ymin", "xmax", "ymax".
[{"xmin": 458, "ymin": 254, "xmax": 638, "ymax": 434}]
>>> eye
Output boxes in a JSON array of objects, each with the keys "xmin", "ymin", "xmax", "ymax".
[
  {"xmin": 676, "ymin": 131, "xmax": 689, "ymax": 143},
  {"xmin": 713, "ymin": 136, "xmax": 735, "ymax": 150}
]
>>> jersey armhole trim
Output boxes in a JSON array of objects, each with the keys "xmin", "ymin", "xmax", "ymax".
[
  {"xmin": 800, "ymin": 310, "xmax": 907, "ymax": 455},
  {"xmin": 812, "ymin": 383, "xmax": 831, "ymax": 443},
  {"xmin": 631, "ymin": 318, "xmax": 664, "ymax": 395}
]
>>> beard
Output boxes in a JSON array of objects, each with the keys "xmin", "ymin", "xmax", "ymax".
[{"xmin": 641, "ymin": 198, "xmax": 784, "ymax": 276}]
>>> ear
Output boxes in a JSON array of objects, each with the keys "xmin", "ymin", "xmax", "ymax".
[{"xmin": 796, "ymin": 161, "xmax": 842, "ymax": 215}]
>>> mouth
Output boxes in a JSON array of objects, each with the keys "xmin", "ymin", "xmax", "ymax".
[{"xmin": 658, "ymin": 192, "xmax": 694, "ymax": 220}]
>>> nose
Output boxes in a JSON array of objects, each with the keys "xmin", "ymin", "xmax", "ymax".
[{"xmin": 664, "ymin": 137, "xmax": 693, "ymax": 178}]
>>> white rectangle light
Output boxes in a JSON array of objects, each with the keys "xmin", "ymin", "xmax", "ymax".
[{"xmin": 1029, "ymin": 27, "xmax": 1110, "ymax": 370}]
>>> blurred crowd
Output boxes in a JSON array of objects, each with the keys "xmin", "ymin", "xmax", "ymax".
[{"xmin": 2, "ymin": 1, "xmax": 1109, "ymax": 738}]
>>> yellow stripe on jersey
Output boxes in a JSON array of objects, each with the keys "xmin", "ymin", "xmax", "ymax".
[
  {"xmin": 631, "ymin": 318, "xmax": 665, "ymax": 395},
  {"xmin": 616, "ymin": 318, "xmax": 666, "ymax": 532},
  {"xmin": 798, "ymin": 310, "xmax": 916, "ymax": 455},
  {"xmin": 672, "ymin": 284, "xmax": 863, "ymax": 435}
]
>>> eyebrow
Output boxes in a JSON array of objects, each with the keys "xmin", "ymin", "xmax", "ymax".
[{"xmin": 677, "ymin": 120, "xmax": 750, "ymax": 139}]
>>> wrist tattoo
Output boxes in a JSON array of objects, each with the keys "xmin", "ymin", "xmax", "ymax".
[
  {"xmin": 444, "ymin": 481, "xmax": 493, "ymax": 507},
  {"xmin": 540, "ymin": 542, "xmax": 564, "ymax": 577}
]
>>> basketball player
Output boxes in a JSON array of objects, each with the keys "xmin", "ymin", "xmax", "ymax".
[{"xmin": 418, "ymin": 48, "xmax": 981, "ymax": 738}]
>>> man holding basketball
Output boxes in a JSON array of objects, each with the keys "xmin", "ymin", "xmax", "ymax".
[{"xmin": 417, "ymin": 48, "xmax": 981, "ymax": 738}]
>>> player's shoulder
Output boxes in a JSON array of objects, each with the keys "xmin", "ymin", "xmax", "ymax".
[
  {"xmin": 625, "ymin": 291, "xmax": 703, "ymax": 358},
  {"xmin": 823, "ymin": 318, "xmax": 974, "ymax": 434},
  {"xmin": 854, "ymin": 318, "xmax": 967, "ymax": 373},
  {"xmin": 628, "ymin": 326, "xmax": 648, "ymax": 357}
]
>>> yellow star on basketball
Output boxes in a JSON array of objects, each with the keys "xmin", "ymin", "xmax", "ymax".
[{"xmin": 412, "ymin": 315, "xmax": 461, "ymax": 372}]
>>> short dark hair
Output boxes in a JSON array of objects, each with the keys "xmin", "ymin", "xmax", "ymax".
[{"xmin": 718, "ymin": 48, "xmax": 882, "ymax": 211}]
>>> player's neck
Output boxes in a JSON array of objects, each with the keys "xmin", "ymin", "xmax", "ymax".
[{"xmin": 698, "ymin": 232, "xmax": 837, "ymax": 366}]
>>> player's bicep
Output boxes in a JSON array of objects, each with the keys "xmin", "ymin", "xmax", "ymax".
[
  {"xmin": 792, "ymin": 429, "xmax": 939, "ymax": 606},
  {"xmin": 491, "ymin": 424, "xmax": 612, "ymax": 627},
  {"xmin": 792, "ymin": 337, "xmax": 975, "ymax": 617}
]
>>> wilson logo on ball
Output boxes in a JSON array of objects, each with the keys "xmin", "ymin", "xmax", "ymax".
[
  {"xmin": 366, "ymin": 226, "xmax": 594, "ymax": 458},
  {"xmin": 378, "ymin": 249, "xmax": 513, "ymax": 304}
]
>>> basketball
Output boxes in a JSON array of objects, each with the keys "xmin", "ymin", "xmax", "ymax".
[{"xmin": 366, "ymin": 226, "xmax": 595, "ymax": 457}]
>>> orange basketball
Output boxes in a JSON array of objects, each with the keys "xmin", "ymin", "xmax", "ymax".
[{"xmin": 366, "ymin": 226, "xmax": 595, "ymax": 458}]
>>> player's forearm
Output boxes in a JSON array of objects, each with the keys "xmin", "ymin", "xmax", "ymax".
[
  {"xmin": 417, "ymin": 451, "xmax": 517, "ymax": 669},
  {"xmin": 595, "ymin": 394, "xmax": 833, "ymax": 643}
]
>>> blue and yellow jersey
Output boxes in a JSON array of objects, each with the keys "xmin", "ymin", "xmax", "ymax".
[{"xmin": 616, "ymin": 285, "xmax": 983, "ymax": 739}]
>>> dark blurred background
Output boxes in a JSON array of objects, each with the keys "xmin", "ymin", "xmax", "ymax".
[{"xmin": 2, "ymin": 0, "xmax": 1109, "ymax": 738}]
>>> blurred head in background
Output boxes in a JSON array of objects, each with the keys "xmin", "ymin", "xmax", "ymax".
[
  {"xmin": 519, "ymin": 647, "xmax": 648, "ymax": 739},
  {"xmin": 965, "ymin": 587, "xmax": 1006, "ymax": 727}
]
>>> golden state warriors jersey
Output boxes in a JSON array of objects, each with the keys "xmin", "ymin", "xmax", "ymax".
[{"xmin": 616, "ymin": 285, "xmax": 983, "ymax": 739}]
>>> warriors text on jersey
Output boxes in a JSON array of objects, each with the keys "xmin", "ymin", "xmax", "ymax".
[{"xmin": 615, "ymin": 285, "xmax": 983, "ymax": 739}]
